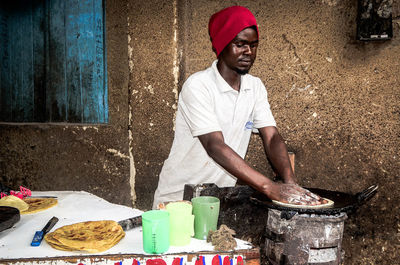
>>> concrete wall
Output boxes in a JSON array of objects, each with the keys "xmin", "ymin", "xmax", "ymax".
[{"xmin": 1, "ymin": 0, "xmax": 399, "ymax": 264}]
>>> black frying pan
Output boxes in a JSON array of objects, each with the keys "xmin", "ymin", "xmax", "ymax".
[
  {"xmin": 0, "ymin": 206, "xmax": 20, "ymax": 233},
  {"xmin": 250, "ymin": 185, "xmax": 378, "ymax": 219}
]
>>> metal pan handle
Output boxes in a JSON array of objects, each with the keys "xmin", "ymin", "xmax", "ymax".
[{"xmin": 356, "ymin": 185, "xmax": 378, "ymax": 204}]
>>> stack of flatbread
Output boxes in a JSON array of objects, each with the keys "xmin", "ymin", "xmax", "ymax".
[
  {"xmin": 0, "ymin": 196, "xmax": 29, "ymax": 212},
  {"xmin": 0, "ymin": 196, "xmax": 58, "ymax": 214},
  {"xmin": 21, "ymin": 198, "xmax": 58, "ymax": 214},
  {"xmin": 44, "ymin": 220, "xmax": 125, "ymax": 253}
]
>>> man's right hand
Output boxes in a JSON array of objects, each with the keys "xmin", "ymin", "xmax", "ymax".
[
  {"xmin": 197, "ymin": 131, "xmax": 324, "ymax": 206},
  {"xmin": 267, "ymin": 182, "xmax": 323, "ymax": 205}
]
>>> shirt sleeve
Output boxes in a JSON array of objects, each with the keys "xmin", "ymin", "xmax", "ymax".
[
  {"xmin": 252, "ymin": 78, "xmax": 277, "ymax": 129},
  {"xmin": 179, "ymin": 78, "xmax": 222, "ymax": 137}
]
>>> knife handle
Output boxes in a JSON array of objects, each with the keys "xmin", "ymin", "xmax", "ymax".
[
  {"xmin": 31, "ymin": 231, "xmax": 44, "ymax": 246},
  {"xmin": 42, "ymin": 217, "xmax": 59, "ymax": 234},
  {"xmin": 31, "ymin": 216, "xmax": 59, "ymax": 247}
]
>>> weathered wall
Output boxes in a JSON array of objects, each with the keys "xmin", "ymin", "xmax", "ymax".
[
  {"xmin": 130, "ymin": 0, "xmax": 400, "ymax": 263},
  {"xmin": 0, "ymin": 0, "xmax": 132, "ymax": 206},
  {"xmin": 127, "ymin": 0, "xmax": 178, "ymax": 209},
  {"xmin": 1, "ymin": 0, "xmax": 399, "ymax": 264},
  {"xmin": 175, "ymin": 0, "xmax": 399, "ymax": 264}
]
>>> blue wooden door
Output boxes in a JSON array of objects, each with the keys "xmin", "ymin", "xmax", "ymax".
[{"xmin": 0, "ymin": 0, "xmax": 108, "ymax": 123}]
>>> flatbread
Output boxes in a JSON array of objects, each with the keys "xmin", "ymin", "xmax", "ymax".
[
  {"xmin": 46, "ymin": 232, "xmax": 125, "ymax": 253},
  {"xmin": 21, "ymin": 198, "xmax": 58, "ymax": 214},
  {"xmin": 0, "ymin": 196, "xmax": 29, "ymax": 212},
  {"xmin": 44, "ymin": 220, "xmax": 125, "ymax": 253},
  {"xmin": 44, "ymin": 233, "xmax": 77, "ymax": 251},
  {"xmin": 272, "ymin": 198, "xmax": 334, "ymax": 209}
]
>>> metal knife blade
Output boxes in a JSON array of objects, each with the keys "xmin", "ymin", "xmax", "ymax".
[
  {"xmin": 31, "ymin": 216, "xmax": 59, "ymax": 246},
  {"xmin": 118, "ymin": 215, "xmax": 142, "ymax": 231},
  {"xmin": 26, "ymin": 196, "xmax": 58, "ymax": 199}
]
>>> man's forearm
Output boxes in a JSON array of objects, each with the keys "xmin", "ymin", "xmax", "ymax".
[
  {"xmin": 198, "ymin": 132, "xmax": 276, "ymax": 196},
  {"xmin": 198, "ymin": 130, "xmax": 322, "ymax": 204},
  {"xmin": 259, "ymin": 127, "xmax": 297, "ymax": 184}
]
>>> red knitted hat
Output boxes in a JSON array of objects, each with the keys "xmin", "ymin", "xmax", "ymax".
[{"xmin": 208, "ymin": 6, "xmax": 259, "ymax": 57}]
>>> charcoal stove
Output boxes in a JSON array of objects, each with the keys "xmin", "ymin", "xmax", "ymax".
[
  {"xmin": 253, "ymin": 185, "xmax": 377, "ymax": 265},
  {"xmin": 264, "ymin": 209, "xmax": 347, "ymax": 265},
  {"xmin": 184, "ymin": 184, "xmax": 378, "ymax": 265}
]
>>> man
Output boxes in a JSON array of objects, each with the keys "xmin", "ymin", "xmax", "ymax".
[{"xmin": 153, "ymin": 6, "xmax": 322, "ymax": 209}]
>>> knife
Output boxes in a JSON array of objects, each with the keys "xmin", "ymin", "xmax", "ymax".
[
  {"xmin": 27, "ymin": 196, "xmax": 58, "ymax": 199},
  {"xmin": 118, "ymin": 215, "xmax": 142, "ymax": 231},
  {"xmin": 31, "ymin": 216, "xmax": 59, "ymax": 246}
]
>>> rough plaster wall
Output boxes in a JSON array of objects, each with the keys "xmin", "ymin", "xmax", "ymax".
[
  {"xmin": 177, "ymin": 0, "xmax": 399, "ymax": 264},
  {"xmin": 0, "ymin": 0, "xmax": 132, "ymax": 207},
  {"xmin": 127, "ymin": 1, "xmax": 400, "ymax": 262},
  {"xmin": 0, "ymin": 0, "xmax": 398, "ymax": 263},
  {"xmin": 128, "ymin": 0, "xmax": 178, "ymax": 209}
]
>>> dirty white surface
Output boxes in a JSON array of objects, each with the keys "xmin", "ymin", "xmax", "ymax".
[{"xmin": 0, "ymin": 191, "xmax": 252, "ymax": 260}]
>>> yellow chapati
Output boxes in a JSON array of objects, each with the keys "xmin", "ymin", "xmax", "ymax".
[
  {"xmin": 272, "ymin": 198, "xmax": 334, "ymax": 209},
  {"xmin": 44, "ymin": 220, "xmax": 125, "ymax": 253},
  {"xmin": 21, "ymin": 198, "xmax": 58, "ymax": 214},
  {"xmin": 44, "ymin": 233, "xmax": 76, "ymax": 251},
  {"xmin": 0, "ymin": 196, "xmax": 29, "ymax": 212}
]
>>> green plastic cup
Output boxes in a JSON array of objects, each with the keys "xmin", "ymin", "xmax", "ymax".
[
  {"xmin": 191, "ymin": 196, "xmax": 220, "ymax": 240},
  {"xmin": 166, "ymin": 202, "xmax": 194, "ymax": 246},
  {"xmin": 142, "ymin": 210, "xmax": 170, "ymax": 254}
]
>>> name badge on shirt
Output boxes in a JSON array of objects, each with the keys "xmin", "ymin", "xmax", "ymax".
[{"xmin": 245, "ymin": 121, "xmax": 253, "ymax": 130}]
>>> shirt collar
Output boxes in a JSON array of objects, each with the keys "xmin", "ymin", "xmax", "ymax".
[{"xmin": 212, "ymin": 60, "xmax": 251, "ymax": 93}]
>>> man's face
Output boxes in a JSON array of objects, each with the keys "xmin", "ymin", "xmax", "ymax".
[{"xmin": 218, "ymin": 27, "xmax": 258, "ymax": 75}]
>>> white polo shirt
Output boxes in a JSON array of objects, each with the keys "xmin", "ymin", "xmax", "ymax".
[{"xmin": 152, "ymin": 60, "xmax": 276, "ymax": 208}]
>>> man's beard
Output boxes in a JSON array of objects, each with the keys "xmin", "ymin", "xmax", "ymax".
[{"xmin": 235, "ymin": 68, "xmax": 249, "ymax": 75}]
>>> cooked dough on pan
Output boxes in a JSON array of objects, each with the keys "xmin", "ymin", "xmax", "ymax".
[{"xmin": 272, "ymin": 198, "xmax": 334, "ymax": 209}]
